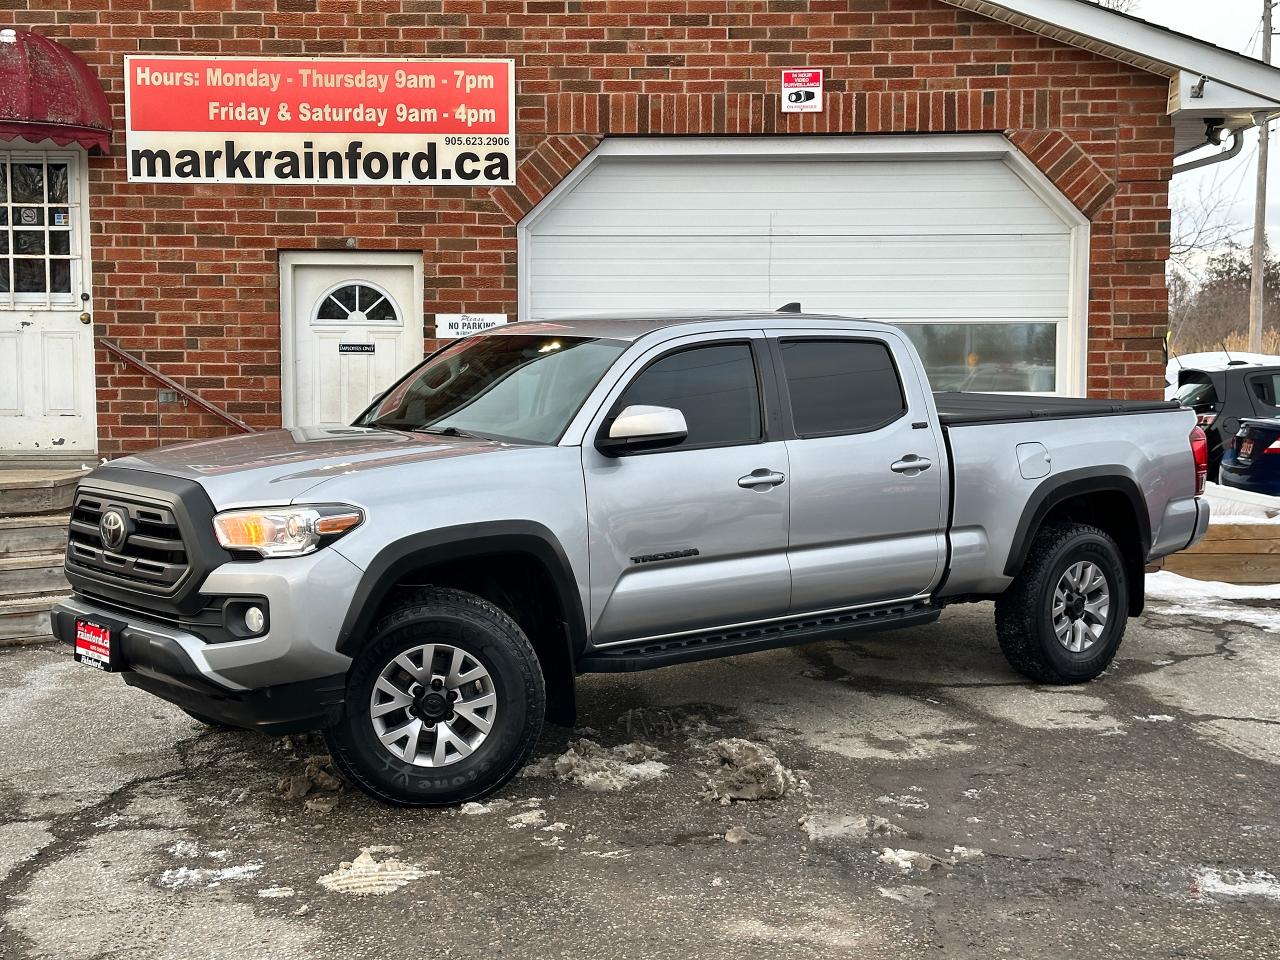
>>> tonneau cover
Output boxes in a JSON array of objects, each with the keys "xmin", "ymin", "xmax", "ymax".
[{"xmin": 934, "ymin": 392, "xmax": 1180, "ymax": 427}]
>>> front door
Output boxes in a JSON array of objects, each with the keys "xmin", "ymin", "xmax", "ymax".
[
  {"xmin": 582, "ymin": 334, "xmax": 792, "ymax": 647},
  {"xmin": 281, "ymin": 250, "xmax": 424, "ymax": 429},
  {"xmin": 0, "ymin": 149, "xmax": 97, "ymax": 458},
  {"xmin": 774, "ymin": 330, "xmax": 947, "ymax": 611}
]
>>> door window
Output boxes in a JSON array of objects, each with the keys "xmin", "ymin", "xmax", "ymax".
[
  {"xmin": 1, "ymin": 153, "xmax": 80, "ymax": 307},
  {"xmin": 616, "ymin": 343, "xmax": 761, "ymax": 448},
  {"xmin": 778, "ymin": 338, "xmax": 906, "ymax": 437},
  {"xmin": 315, "ymin": 282, "xmax": 400, "ymax": 325},
  {"xmin": 1248, "ymin": 372, "xmax": 1280, "ymax": 413}
]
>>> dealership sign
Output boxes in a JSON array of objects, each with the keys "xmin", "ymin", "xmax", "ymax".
[{"xmin": 124, "ymin": 56, "xmax": 516, "ymax": 185}]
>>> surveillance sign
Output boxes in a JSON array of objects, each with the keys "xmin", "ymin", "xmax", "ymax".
[
  {"xmin": 781, "ymin": 69, "xmax": 823, "ymax": 114},
  {"xmin": 124, "ymin": 56, "xmax": 516, "ymax": 185}
]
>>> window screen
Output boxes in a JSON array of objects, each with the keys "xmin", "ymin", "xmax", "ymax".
[
  {"xmin": 780, "ymin": 339, "xmax": 906, "ymax": 436},
  {"xmin": 618, "ymin": 343, "xmax": 761, "ymax": 448}
]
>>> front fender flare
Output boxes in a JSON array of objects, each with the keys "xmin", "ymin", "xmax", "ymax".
[{"xmin": 335, "ymin": 520, "xmax": 588, "ymax": 662}]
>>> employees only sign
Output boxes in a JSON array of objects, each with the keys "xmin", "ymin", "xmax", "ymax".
[{"xmin": 124, "ymin": 56, "xmax": 516, "ymax": 185}]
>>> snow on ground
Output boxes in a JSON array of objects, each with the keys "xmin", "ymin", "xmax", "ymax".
[
  {"xmin": 1205, "ymin": 482, "xmax": 1280, "ymax": 523},
  {"xmin": 1192, "ymin": 869, "xmax": 1280, "ymax": 901},
  {"xmin": 1147, "ymin": 571, "xmax": 1280, "ymax": 604},
  {"xmin": 1146, "ymin": 571, "xmax": 1280, "ymax": 632}
]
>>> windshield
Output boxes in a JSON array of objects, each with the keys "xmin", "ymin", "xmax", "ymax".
[
  {"xmin": 1174, "ymin": 374, "xmax": 1219, "ymax": 411},
  {"xmin": 358, "ymin": 334, "xmax": 627, "ymax": 444}
]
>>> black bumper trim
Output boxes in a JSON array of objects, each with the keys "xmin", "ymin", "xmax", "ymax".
[{"xmin": 51, "ymin": 605, "xmax": 345, "ymax": 735}]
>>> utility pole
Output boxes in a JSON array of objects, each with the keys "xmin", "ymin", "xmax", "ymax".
[{"xmin": 1249, "ymin": 1, "xmax": 1275, "ymax": 354}]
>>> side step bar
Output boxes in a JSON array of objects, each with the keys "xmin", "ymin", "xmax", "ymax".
[{"xmin": 577, "ymin": 600, "xmax": 940, "ymax": 673}]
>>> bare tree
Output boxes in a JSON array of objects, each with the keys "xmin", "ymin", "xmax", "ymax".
[{"xmin": 1092, "ymin": 0, "xmax": 1139, "ymax": 12}]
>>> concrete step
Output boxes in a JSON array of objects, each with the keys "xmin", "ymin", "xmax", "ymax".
[
  {"xmin": 0, "ymin": 469, "xmax": 84, "ymax": 515},
  {"xmin": 0, "ymin": 514, "xmax": 69, "ymax": 558},
  {"xmin": 0, "ymin": 593, "xmax": 65, "ymax": 645},
  {"xmin": 0, "ymin": 553, "xmax": 69, "ymax": 599}
]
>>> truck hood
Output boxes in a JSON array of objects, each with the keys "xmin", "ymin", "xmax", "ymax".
[{"xmin": 107, "ymin": 427, "xmax": 520, "ymax": 508}]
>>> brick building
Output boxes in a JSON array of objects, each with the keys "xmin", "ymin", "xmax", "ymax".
[{"xmin": 2, "ymin": 0, "xmax": 1280, "ymax": 460}]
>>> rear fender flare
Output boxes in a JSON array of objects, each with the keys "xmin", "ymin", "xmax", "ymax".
[{"xmin": 1003, "ymin": 468, "xmax": 1151, "ymax": 615}]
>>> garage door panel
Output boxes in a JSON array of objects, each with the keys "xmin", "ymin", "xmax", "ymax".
[{"xmin": 527, "ymin": 153, "xmax": 1075, "ymax": 348}]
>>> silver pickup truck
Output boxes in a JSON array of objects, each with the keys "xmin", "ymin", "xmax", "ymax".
[{"xmin": 52, "ymin": 312, "xmax": 1211, "ymax": 806}]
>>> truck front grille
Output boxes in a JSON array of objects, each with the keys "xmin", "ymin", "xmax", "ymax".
[{"xmin": 67, "ymin": 491, "xmax": 191, "ymax": 594}]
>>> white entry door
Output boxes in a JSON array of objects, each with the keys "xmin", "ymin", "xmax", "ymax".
[
  {"xmin": 281, "ymin": 251, "xmax": 424, "ymax": 429},
  {"xmin": 0, "ymin": 149, "xmax": 97, "ymax": 457}
]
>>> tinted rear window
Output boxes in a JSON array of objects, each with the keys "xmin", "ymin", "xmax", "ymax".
[{"xmin": 779, "ymin": 339, "xmax": 906, "ymax": 436}]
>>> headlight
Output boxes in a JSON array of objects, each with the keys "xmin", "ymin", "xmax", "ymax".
[{"xmin": 212, "ymin": 505, "xmax": 363, "ymax": 558}]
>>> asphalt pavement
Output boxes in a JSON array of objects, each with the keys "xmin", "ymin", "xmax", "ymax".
[{"xmin": 1, "ymin": 598, "xmax": 1277, "ymax": 960}]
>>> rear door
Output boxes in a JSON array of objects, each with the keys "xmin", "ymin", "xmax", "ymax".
[
  {"xmin": 772, "ymin": 329, "xmax": 946, "ymax": 612},
  {"xmin": 581, "ymin": 332, "xmax": 792, "ymax": 646}
]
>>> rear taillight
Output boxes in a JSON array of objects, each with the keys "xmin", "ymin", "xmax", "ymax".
[
  {"xmin": 1265, "ymin": 439, "xmax": 1280, "ymax": 455},
  {"xmin": 1190, "ymin": 426, "xmax": 1209, "ymax": 496}
]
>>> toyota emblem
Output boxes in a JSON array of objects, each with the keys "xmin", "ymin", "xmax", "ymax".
[{"xmin": 99, "ymin": 508, "xmax": 129, "ymax": 552}]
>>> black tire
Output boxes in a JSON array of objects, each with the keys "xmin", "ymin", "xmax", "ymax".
[
  {"xmin": 182, "ymin": 708, "xmax": 235, "ymax": 729},
  {"xmin": 324, "ymin": 587, "xmax": 545, "ymax": 807},
  {"xmin": 995, "ymin": 522, "xmax": 1129, "ymax": 685}
]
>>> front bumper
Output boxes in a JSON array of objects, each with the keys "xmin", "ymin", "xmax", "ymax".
[{"xmin": 51, "ymin": 596, "xmax": 346, "ymax": 734}]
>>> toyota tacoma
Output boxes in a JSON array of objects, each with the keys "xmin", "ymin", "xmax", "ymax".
[{"xmin": 52, "ymin": 312, "xmax": 1211, "ymax": 805}]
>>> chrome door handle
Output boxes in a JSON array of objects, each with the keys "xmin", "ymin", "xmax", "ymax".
[
  {"xmin": 739, "ymin": 469, "xmax": 786, "ymax": 489},
  {"xmin": 891, "ymin": 456, "xmax": 933, "ymax": 475}
]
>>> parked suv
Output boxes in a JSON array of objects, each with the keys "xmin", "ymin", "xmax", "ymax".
[
  {"xmin": 1169, "ymin": 357, "xmax": 1280, "ymax": 481},
  {"xmin": 53, "ymin": 313, "xmax": 1210, "ymax": 806}
]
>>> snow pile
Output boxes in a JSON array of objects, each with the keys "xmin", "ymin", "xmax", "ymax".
[
  {"xmin": 876, "ymin": 793, "xmax": 930, "ymax": 811},
  {"xmin": 277, "ymin": 753, "xmax": 344, "ymax": 810},
  {"xmin": 317, "ymin": 847, "xmax": 432, "ymax": 896},
  {"xmin": 158, "ymin": 862, "xmax": 262, "ymax": 890},
  {"xmin": 459, "ymin": 799, "xmax": 512, "ymax": 816},
  {"xmin": 506, "ymin": 809, "xmax": 547, "ymax": 829},
  {"xmin": 949, "ymin": 845, "xmax": 984, "ymax": 860},
  {"xmin": 1146, "ymin": 572, "xmax": 1280, "ymax": 632},
  {"xmin": 522, "ymin": 739, "xmax": 668, "ymax": 792},
  {"xmin": 1205, "ymin": 482, "xmax": 1280, "ymax": 523},
  {"xmin": 1192, "ymin": 869, "xmax": 1280, "ymax": 901},
  {"xmin": 257, "ymin": 886, "xmax": 296, "ymax": 899},
  {"xmin": 878, "ymin": 848, "xmax": 950, "ymax": 874},
  {"xmin": 801, "ymin": 813, "xmax": 904, "ymax": 842},
  {"xmin": 877, "ymin": 885, "xmax": 935, "ymax": 905},
  {"xmin": 702, "ymin": 738, "xmax": 799, "ymax": 804}
]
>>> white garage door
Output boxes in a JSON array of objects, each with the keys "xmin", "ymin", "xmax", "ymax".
[{"xmin": 524, "ymin": 143, "xmax": 1082, "ymax": 394}]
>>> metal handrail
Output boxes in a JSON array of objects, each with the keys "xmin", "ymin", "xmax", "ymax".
[{"xmin": 99, "ymin": 337, "xmax": 255, "ymax": 434}]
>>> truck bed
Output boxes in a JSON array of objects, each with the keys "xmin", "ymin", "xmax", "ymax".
[{"xmin": 934, "ymin": 392, "xmax": 1180, "ymax": 427}]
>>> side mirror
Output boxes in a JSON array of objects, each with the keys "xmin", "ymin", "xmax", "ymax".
[{"xmin": 596, "ymin": 405, "xmax": 688, "ymax": 456}]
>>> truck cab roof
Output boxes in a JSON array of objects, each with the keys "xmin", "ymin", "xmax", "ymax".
[{"xmin": 491, "ymin": 310, "xmax": 882, "ymax": 343}]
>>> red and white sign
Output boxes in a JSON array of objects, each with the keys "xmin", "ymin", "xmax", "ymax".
[
  {"xmin": 781, "ymin": 69, "xmax": 823, "ymax": 114},
  {"xmin": 74, "ymin": 620, "xmax": 112, "ymax": 670},
  {"xmin": 124, "ymin": 56, "xmax": 516, "ymax": 185}
]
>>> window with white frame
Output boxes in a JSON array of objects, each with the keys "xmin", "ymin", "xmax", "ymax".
[{"xmin": 1, "ymin": 151, "xmax": 83, "ymax": 309}]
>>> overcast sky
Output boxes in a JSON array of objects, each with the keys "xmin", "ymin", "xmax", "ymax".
[{"xmin": 1125, "ymin": 0, "xmax": 1276, "ymax": 257}]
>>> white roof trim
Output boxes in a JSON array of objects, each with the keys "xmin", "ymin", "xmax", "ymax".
[{"xmin": 940, "ymin": 0, "xmax": 1280, "ymax": 105}]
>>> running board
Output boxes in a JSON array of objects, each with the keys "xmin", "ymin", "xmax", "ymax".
[{"xmin": 577, "ymin": 600, "xmax": 940, "ymax": 673}]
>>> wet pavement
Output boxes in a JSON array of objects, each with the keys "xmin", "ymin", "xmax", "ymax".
[{"xmin": 1, "ymin": 598, "xmax": 1278, "ymax": 959}]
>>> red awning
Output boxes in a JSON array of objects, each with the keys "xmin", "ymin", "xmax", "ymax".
[{"xmin": 0, "ymin": 28, "xmax": 112, "ymax": 153}]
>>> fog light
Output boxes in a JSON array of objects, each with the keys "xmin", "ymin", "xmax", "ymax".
[{"xmin": 244, "ymin": 606, "xmax": 266, "ymax": 634}]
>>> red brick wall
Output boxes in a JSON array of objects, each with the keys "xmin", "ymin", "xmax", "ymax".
[{"xmin": 1, "ymin": 0, "xmax": 1173, "ymax": 455}]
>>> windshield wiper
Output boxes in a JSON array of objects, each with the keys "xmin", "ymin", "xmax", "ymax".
[{"xmin": 421, "ymin": 425, "xmax": 491, "ymax": 441}]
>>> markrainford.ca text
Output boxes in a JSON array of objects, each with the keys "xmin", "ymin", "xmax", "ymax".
[{"xmin": 129, "ymin": 140, "xmax": 510, "ymax": 181}]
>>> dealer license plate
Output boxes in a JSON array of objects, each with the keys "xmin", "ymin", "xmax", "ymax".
[
  {"xmin": 1240, "ymin": 439, "xmax": 1255, "ymax": 459},
  {"xmin": 74, "ymin": 619, "xmax": 117, "ymax": 671}
]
